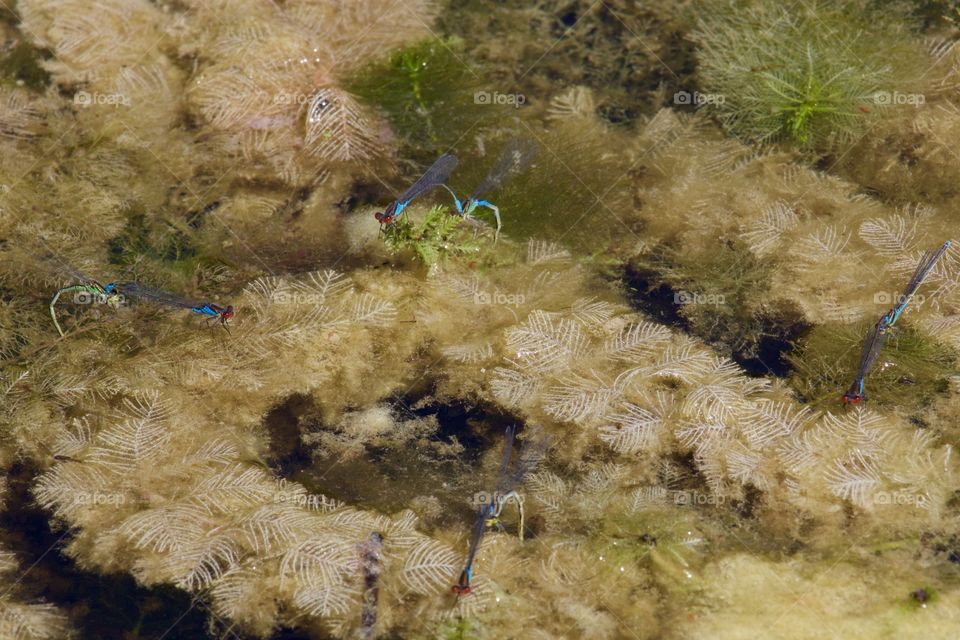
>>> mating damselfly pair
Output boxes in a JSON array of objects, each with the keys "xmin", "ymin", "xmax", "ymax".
[
  {"xmin": 842, "ymin": 240, "xmax": 951, "ymax": 404},
  {"xmin": 47, "ymin": 258, "xmax": 233, "ymax": 337},
  {"xmin": 374, "ymin": 139, "xmax": 539, "ymax": 242},
  {"xmin": 452, "ymin": 425, "xmax": 550, "ymax": 596}
]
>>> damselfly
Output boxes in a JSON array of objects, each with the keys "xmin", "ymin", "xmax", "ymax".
[
  {"xmin": 374, "ymin": 153, "xmax": 459, "ymax": 227},
  {"xmin": 841, "ymin": 318, "xmax": 889, "ymax": 404},
  {"xmin": 116, "ymin": 282, "xmax": 234, "ymax": 329},
  {"xmin": 47, "ymin": 257, "xmax": 123, "ymax": 337},
  {"xmin": 452, "ymin": 425, "xmax": 549, "ymax": 595},
  {"xmin": 447, "ymin": 139, "xmax": 538, "ymax": 241},
  {"xmin": 842, "ymin": 240, "xmax": 951, "ymax": 404}
]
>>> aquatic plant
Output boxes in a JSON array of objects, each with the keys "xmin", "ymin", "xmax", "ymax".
[
  {"xmin": 347, "ymin": 38, "xmax": 494, "ymax": 159},
  {"xmin": 691, "ymin": 0, "xmax": 929, "ymax": 150},
  {"xmin": 379, "ymin": 206, "xmax": 485, "ymax": 269}
]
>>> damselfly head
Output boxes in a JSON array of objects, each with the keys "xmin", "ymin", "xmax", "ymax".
[
  {"xmin": 451, "ymin": 584, "xmax": 471, "ymax": 595},
  {"xmin": 841, "ymin": 393, "xmax": 863, "ymax": 405},
  {"xmin": 374, "ymin": 211, "xmax": 391, "ymax": 224},
  {"xmin": 222, "ymin": 305, "xmax": 235, "ymax": 322}
]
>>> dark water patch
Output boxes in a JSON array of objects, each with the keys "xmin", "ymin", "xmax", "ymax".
[
  {"xmin": 622, "ymin": 261, "xmax": 690, "ymax": 329},
  {"xmin": 1, "ymin": 461, "xmax": 322, "ymax": 639},
  {"xmin": 623, "ymin": 249, "xmax": 808, "ymax": 378},
  {"xmin": 263, "ymin": 393, "xmax": 317, "ymax": 477},
  {"xmin": 279, "ymin": 393, "xmax": 525, "ymax": 524},
  {"xmin": 335, "ymin": 180, "xmax": 383, "ymax": 215},
  {"xmin": 0, "ymin": 461, "xmax": 215, "ymax": 640}
]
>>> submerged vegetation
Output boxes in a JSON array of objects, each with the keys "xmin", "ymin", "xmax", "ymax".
[
  {"xmin": 0, "ymin": 0, "xmax": 958, "ymax": 639},
  {"xmin": 692, "ymin": 0, "xmax": 930, "ymax": 150}
]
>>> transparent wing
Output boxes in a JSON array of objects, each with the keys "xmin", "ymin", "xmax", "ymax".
[
  {"xmin": 470, "ymin": 138, "xmax": 538, "ymax": 200},
  {"xmin": 398, "ymin": 153, "xmax": 459, "ymax": 204},
  {"xmin": 118, "ymin": 282, "xmax": 201, "ymax": 310},
  {"xmin": 897, "ymin": 240, "xmax": 951, "ymax": 304}
]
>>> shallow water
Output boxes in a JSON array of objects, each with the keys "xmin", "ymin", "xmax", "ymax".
[{"xmin": 1, "ymin": 1, "xmax": 959, "ymax": 639}]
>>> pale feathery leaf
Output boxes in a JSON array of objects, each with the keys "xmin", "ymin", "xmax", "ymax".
[
  {"xmin": 525, "ymin": 470, "xmax": 568, "ymax": 515},
  {"xmin": 0, "ymin": 600, "xmax": 69, "ymax": 640},
  {"xmin": 118, "ymin": 502, "xmax": 214, "ymax": 554},
  {"xmin": 739, "ymin": 400, "xmax": 813, "ymax": 450},
  {"xmin": 188, "ymin": 464, "xmax": 276, "ymax": 513},
  {"xmin": 292, "ymin": 270, "xmax": 352, "ymax": 303},
  {"xmin": 726, "ymin": 443, "xmax": 770, "ymax": 491},
  {"xmin": 279, "ymin": 538, "xmax": 357, "ymax": 595},
  {"xmin": 825, "ymin": 449, "xmax": 882, "ymax": 506},
  {"xmin": 681, "ymin": 357, "xmax": 764, "ymax": 421},
  {"xmin": 241, "ymin": 504, "xmax": 325, "ymax": 554},
  {"xmin": 616, "ymin": 341, "xmax": 716, "ymax": 387},
  {"xmin": 504, "ymin": 311, "xmax": 590, "ymax": 374},
  {"xmin": 526, "ymin": 239, "xmax": 571, "ymax": 265},
  {"xmin": 304, "ymin": 87, "xmax": 380, "ymax": 162},
  {"xmin": 33, "ymin": 463, "xmax": 113, "ymax": 519},
  {"xmin": 335, "ymin": 293, "xmax": 397, "ymax": 325},
  {"xmin": 796, "ymin": 226, "xmax": 851, "ymax": 260},
  {"xmin": 400, "ymin": 538, "xmax": 459, "ymax": 594},
  {"xmin": 157, "ymin": 529, "xmax": 241, "ymax": 591},
  {"xmin": 570, "ymin": 297, "xmax": 620, "ymax": 329},
  {"xmin": 600, "ymin": 401, "xmax": 664, "ymax": 455},
  {"xmin": 742, "ymin": 201, "xmax": 799, "ymax": 255},
  {"xmin": 89, "ymin": 393, "xmax": 172, "ymax": 473},
  {"xmin": 441, "ymin": 342, "xmax": 495, "ymax": 364},
  {"xmin": 546, "ymin": 86, "xmax": 595, "ymax": 120},
  {"xmin": 603, "ymin": 320, "xmax": 672, "ymax": 361},
  {"xmin": 51, "ymin": 417, "xmax": 93, "ymax": 458},
  {"xmin": 542, "ymin": 371, "xmax": 619, "ymax": 423},
  {"xmin": 628, "ymin": 485, "xmax": 670, "ymax": 511},
  {"xmin": 579, "ymin": 463, "xmax": 628, "ymax": 496},
  {"xmin": 858, "ymin": 215, "xmax": 919, "ymax": 257},
  {"xmin": 490, "ymin": 367, "xmax": 542, "ymax": 408},
  {"xmin": 676, "ymin": 419, "xmax": 728, "ymax": 453}
]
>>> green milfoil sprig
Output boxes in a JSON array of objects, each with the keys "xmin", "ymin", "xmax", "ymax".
[
  {"xmin": 691, "ymin": 0, "xmax": 929, "ymax": 151},
  {"xmin": 380, "ymin": 206, "xmax": 484, "ymax": 268}
]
